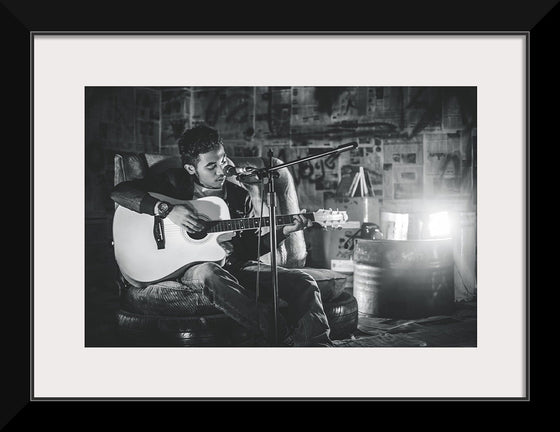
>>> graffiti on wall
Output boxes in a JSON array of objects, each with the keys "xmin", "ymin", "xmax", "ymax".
[
  {"xmin": 191, "ymin": 87, "xmax": 256, "ymax": 142},
  {"xmin": 85, "ymin": 86, "xmax": 477, "ymax": 219},
  {"xmin": 381, "ymin": 137, "xmax": 424, "ymax": 200},
  {"xmin": 423, "ymin": 131, "xmax": 474, "ymax": 199}
]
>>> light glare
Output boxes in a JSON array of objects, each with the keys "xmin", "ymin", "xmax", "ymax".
[{"xmin": 428, "ymin": 211, "xmax": 451, "ymax": 238}]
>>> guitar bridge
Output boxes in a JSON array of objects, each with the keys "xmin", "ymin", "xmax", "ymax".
[{"xmin": 153, "ymin": 216, "xmax": 165, "ymax": 249}]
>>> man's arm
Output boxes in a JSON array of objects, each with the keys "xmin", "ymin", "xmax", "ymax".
[
  {"xmin": 111, "ymin": 168, "xmax": 189, "ymax": 215},
  {"xmin": 231, "ymin": 193, "xmax": 310, "ymax": 261},
  {"xmin": 110, "ymin": 179, "xmax": 159, "ymax": 215},
  {"xmin": 111, "ymin": 173, "xmax": 206, "ymax": 234}
]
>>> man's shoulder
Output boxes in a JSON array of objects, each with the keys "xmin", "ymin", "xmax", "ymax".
[
  {"xmin": 145, "ymin": 167, "xmax": 187, "ymax": 181},
  {"xmin": 162, "ymin": 167, "xmax": 190, "ymax": 182},
  {"xmin": 225, "ymin": 181, "xmax": 251, "ymax": 203},
  {"xmin": 226, "ymin": 180, "xmax": 249, "ymax": 196},
  {"xmin": 146, "ymin": 167, "xmax": 193, "ymax": 198}
]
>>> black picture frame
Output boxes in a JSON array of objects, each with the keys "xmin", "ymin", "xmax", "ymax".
[{"xmin": 6, "ymin": 0, "xmax": 552, "ymax": 423}]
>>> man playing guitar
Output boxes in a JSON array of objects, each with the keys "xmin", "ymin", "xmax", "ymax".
[{"xmin": 111, "ymin": 125, "xmax": 334, "ymax": 347}]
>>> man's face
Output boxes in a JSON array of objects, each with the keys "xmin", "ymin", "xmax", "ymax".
[{"xmin": 185, "ymin": 144, "xmax": 228, "ymax": 189}]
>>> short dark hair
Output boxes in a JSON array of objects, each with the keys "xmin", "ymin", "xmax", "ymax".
[{"xmin": 178, "ymin": 125, "xmax": 223, "ymax": 166}]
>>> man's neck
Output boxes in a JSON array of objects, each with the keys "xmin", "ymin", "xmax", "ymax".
[
  {"xmin": 192, "ymin": 178, "xmax": 225, "ymax": 199},
  {"xmin": 193, "ymin": 178, "xmax": 222, "ymax": 190}
]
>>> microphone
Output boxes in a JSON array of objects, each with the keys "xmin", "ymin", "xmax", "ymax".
[
  {"xmin": 335, "ymin": 142, "xmax": 359, "ymax": 152},
  {"xmin": 224, "ymin": 165, "xmax": 257, "ymax": 177}
]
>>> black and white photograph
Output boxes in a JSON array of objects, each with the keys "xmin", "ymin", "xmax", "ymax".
[{"xmin": 85, "ymin": 86, "xmax": 478, "ymax": 349}]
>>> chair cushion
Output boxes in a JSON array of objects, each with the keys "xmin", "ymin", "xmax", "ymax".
[
  {"xmin": 119, "ymin": 268, "xmax": 349, "ymax": 317},
  {"xmin": 299, "ymin": 267, "xmax": 349, "ymax": 303},
  {"xmin": 120, "ymin": 280, "xmax": 222, "ymax": 317}
]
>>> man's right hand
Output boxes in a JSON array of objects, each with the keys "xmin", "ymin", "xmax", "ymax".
[{"xmin": 167, "ymin": 204, "xmax": 206, "ymax": 233}]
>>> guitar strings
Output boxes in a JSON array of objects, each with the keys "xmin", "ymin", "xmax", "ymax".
[{"xmin": 162, "ymin": 209, "xmax": 342, "ymax": 236}]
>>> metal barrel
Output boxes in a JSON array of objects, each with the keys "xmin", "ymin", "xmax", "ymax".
[
  {"xmin": 453, "ymin": 211, "xmax": 477, "ymax": 301},
  {"xmin": 353, "ymin": 239, "xmax": 455, "ymax": 325}
]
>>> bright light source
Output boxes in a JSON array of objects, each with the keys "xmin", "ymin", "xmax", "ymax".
[{"xmin": 428, "ymin": 211, "xmax": 451, "ymax": 238}]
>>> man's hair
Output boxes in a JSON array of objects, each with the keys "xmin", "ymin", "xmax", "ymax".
[{"xmin": 178, "ymin": 125, "xmax": 223, "ymax": 166}]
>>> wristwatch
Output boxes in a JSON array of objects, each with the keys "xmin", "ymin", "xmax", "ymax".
[{"xmin": 155, "ymin": 201, "xmax": 173, "ymax": 219}]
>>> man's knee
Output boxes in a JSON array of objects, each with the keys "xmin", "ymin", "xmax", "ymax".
[
  {"xmin": 185, "ymin": 262, "xmax": 228, "ymax": 285},
  {"xmin": 292, "ymin": 270, "xmax": 320, "ymax": 293},
  {"xmin": 284, "ymin": 270, "xmax": 321, "ymax": 305}
]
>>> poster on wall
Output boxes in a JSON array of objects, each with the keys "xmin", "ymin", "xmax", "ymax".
[
  {"xmin": 253, "ymin": 87, "xmax": 291, "ymax": 140},
  {"xmin": 261, "ymin": 143, "xmax": 337, "ymax": 211},
  {"xmin": 423, "ymin": 131, "xmax": 472, "ymax": 199},
  {"xmin": 382, "ymin": 138, "xmax": 423, "ymax": 200},
  {"xmin": 191, "ymin": 87, "xmax": 255, "ymax": 141},
  {"xmin": 290, "ymin": 86, "xmax": 319, "ymax": 130},
  {"xmin": 226, "ymin": 139, "xmax": 260, "ymax": 158},
  {"xmin": 161, "ymin": 88, "xmax": 190, "ymax": 153},
  {"xmin": 392, "ymin": 165, "xmax": 424, "ymax": 199}
]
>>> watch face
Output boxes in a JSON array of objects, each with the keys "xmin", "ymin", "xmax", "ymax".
[{"xmin": 158, "ymin": 202, "xmax": 170, "ymax": 216}]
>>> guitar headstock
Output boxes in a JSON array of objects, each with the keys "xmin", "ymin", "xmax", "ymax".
[{"xmin": 312, "ymin": 209, "xmax": 349, "ymax": 230}]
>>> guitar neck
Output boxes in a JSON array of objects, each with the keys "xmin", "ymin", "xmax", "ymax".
[{"xmin": 207, "ymin": 213, "xmax": 315, "ymax": 233}]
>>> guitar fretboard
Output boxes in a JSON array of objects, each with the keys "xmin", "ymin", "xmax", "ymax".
[{"xmin": 207, "ymin": 213, "xmax": 314, "ymax": 233}]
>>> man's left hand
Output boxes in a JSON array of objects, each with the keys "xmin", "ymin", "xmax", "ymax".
[{"xmin": 282, "ymin": 209, "xmax": 313, "ymax": 236}]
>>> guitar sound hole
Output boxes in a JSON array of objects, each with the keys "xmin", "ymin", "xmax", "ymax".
[
  {"xmin": 187, "ymin": 231, "xmax": 208, "ymax": 240},
  {"xmin": 183, "ymin": 218, "xmax": 211, "ymax": 241}
]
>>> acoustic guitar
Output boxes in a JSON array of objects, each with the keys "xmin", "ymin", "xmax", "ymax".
[{"xmin": 112, "ymin": 193, "xmax": 348, "ymax": 287}]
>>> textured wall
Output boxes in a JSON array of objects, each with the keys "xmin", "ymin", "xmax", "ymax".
[
  {"xmin": 85, "ymin": 86, "xmax": 477, "ymax": 218},
  {"xmin": 189, "ymin": 86, "xmax": 477, "ymax": 213}
]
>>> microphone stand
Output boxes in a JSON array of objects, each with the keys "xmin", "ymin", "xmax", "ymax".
[
  {"xmin": 239, "ymin": 142, "xmax": 358, "ymax": 345},
  {"xmin": 265, "ymin": 150, "xmax": 280, "ymax": 345}
]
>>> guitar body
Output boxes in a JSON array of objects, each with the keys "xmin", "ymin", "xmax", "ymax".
[
  {"xmin": 113, "ymin": 194, "xmax": 232, "ymax": 287},
  {"xmin": 113, "ymin": 192, "xmax": 348, "ymax": 288}
]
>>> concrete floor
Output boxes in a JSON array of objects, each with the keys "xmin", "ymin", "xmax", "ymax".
[{"xmin": 334, "ymin": 303, "xmax": 477, "ymax": 347}]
